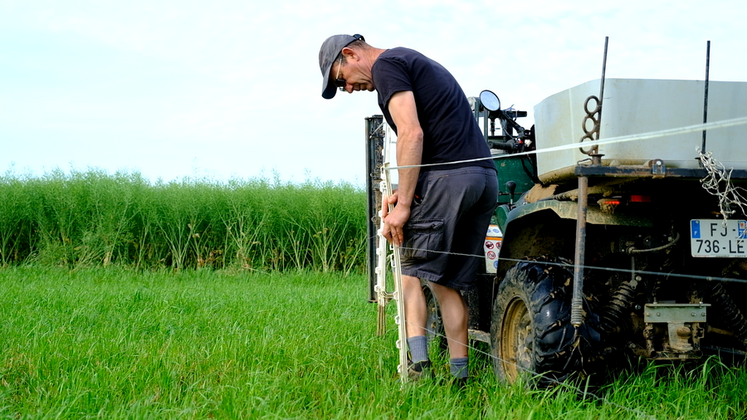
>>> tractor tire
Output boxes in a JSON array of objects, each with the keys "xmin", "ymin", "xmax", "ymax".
[{"xmin": 490, "ymin": 259, "xmax": 599, "ymax": 387}]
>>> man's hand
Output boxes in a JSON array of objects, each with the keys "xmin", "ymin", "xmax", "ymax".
[{"xmin": 382, "ymin": 191, "xmax": 410, "ymax": 247}]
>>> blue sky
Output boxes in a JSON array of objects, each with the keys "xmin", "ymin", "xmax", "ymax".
[{"xmin": 2, "ymin": 0, "xmax": 745, "ymax": 185}]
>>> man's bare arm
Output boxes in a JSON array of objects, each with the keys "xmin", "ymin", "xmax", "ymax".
[{"xmin": 382, "ymin": 90, "xmax": 423, "ymax": 246}]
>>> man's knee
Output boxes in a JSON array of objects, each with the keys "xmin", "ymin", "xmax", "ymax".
[
  {"xmin": 429, "ymin": 281, "xmax": 457, "ymax": 298},
  {"xmin": 403, "ymin": 275, "xmax": 422, "ymax": 293}
]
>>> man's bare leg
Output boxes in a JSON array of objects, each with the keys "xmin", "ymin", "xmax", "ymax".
[
  {"xmin": 429, "ymin": 282, "xmax": 468, "ymax": 359},
  {"xmin": 404, "ymin": 276, "xmax": 469, "ymax": 379},
  {"xmin": 402, "ymin": 274, "xmax": 427, "ymax": 338},
  {"xmin": 402, "ymin": 273, "xmax": 431, "ymax": 378}
]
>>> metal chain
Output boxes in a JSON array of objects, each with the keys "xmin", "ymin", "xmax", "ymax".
[
  {"xmin": 698, "ymin": 149, "xmax": 747, "ymax": 221},
  {"xmin": 579, "ymin": 95, "xmax": 602, "ymax": 155}
]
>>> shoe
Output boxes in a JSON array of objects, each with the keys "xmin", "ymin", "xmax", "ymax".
[
  {"xmin": 451, "ymin": 376, "xmax": 469, "ymax": 390},
  {"xmin": 407, "ymin": 360, "xmax": 432, "ymax": 381}
]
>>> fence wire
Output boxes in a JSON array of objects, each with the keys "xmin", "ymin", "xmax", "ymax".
[
  {"xmin": 407, "ymin": 314, "xmax": 660, "ymax": 420},
  {"xmin": 371, "ymin": 115, "xmax": 747, "ymax": 419},
  {"xmin": 386, "ymin": 115, "xmax": 747, "ymax": 170},
  {"xmin": 379, "ymin": 245, "xmax": 747, "ymax": 420}
]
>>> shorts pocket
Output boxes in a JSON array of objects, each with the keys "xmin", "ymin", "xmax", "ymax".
[{"xmin": 402, "ymin": 219, "xmax": 444, "ymax": 261}]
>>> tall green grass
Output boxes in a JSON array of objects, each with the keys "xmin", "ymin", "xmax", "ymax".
[
  {"xmin": 0, "ymin": 169, "xmax": 366, "ymax": 273},
  {"xmin": 0, "ymin": 267, "xmax": 745, "ymax": 419}
]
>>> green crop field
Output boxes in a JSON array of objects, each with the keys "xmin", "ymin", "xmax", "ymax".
[
  {"xmin": 1, "ymin": 267, "xmax": 745, "ymax": 419},
  {"xmin": 0, "ymin": 169, "xmax": 366, "ymax": 273}
]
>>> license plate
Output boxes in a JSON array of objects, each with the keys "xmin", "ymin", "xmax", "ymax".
[{"xmin": 690, "ymin": 219, "xmax": 747, "ymax": 257}]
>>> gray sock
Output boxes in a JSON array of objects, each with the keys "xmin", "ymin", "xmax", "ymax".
[
  {"xmin": 450, "ymin": 357, "xmax": 469, "ymax": 378},
  {"xmin": 407, "ymin": 335, "xmax": 429, "ymax": 363}
]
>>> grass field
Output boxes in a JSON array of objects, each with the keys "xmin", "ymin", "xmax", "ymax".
[{"xmin": 1, "ymin": 267, "xmax": 745, "ymax": 419}]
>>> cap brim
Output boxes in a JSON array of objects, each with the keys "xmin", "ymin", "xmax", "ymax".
[{"xmin": 321, "ymin": 63, "xmax": 337, "ymax": 99}]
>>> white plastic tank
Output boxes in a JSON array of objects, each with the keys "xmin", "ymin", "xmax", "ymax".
[{"xmin": 533, "ymin": 78, "xmax": 747, "ymax": 183}]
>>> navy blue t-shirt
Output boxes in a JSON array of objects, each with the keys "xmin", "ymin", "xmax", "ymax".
[{"xmin": 371, "ymin": 47, "xmax": 494, "ymax": 172}]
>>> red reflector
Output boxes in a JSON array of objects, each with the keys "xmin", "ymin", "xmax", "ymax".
[{"xmin": 630, "ymin": 195, "xmax": 651, "ymax": 203}]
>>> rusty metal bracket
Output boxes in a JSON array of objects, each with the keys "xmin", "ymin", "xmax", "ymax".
[
  {"xmin": 650, "ymin": 159, "xmax": 667, "ymax": 178},
  {"xmin": 644, "ymin": 303, "xmax": 710, "ymax": 355}
]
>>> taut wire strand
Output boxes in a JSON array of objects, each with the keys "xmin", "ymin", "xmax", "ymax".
[
  {"xmin": 400, "ymin": 315, "xmax": 660, "ymax": 420},
  {"xmin": 387, "ymin": 116, "xmax": 747, "ymax": 170},
  {"xmin": 372, "ymin": 110, "xmax": 747, "ymax": 419}
]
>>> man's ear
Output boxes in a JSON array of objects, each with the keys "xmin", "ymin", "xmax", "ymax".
[{"xmin": 340, "ymin": 46, "xmax": 357, "ymax": 62}]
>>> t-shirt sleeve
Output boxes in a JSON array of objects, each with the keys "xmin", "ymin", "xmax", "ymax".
[{"xmin": 372, "ymin": 56, "xmax": 413, "ymax": 110}]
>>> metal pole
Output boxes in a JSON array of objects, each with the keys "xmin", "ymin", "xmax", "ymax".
[
  {"xmin": 571, "ymin": 176, "xmax": 588, "ymax": 327},
  {"xmin": 598, "ymin": 36, "xmax": 609, "ymax": 118},
  {"xmin": 586, "ymin": 36, "xmax": 609, "ymax": 160},
  {"xmin": 701, "ymin": 40, "xmax": 711, "ymax": 155},
  {"xmin": 365, "ymin": 116, "xmax": 381, "ymax": 302},
  {"xmin": 595, "ymin": 36, "xmax": 609, "ymax": 160}
]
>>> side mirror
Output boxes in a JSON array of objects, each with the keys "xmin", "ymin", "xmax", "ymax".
[{"xmin": 479, "ymin": 90, "xmax": 501, "ymax": 112}]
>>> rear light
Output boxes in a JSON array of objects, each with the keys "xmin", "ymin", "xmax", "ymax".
[
  {"xmin": 597, "ymin": 198, "xmax": 621, "ymax": 214},
  {"xmin": 630, "ymin": 195, "xmax": 652, "ymax": 203}
]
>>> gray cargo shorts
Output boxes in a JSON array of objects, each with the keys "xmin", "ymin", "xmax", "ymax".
[{"xmin": 400, "ymin": 166, "xmax": 498, "ymax": 291}]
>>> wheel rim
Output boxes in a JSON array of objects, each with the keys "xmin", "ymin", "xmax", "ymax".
[
  {"xmin": 423, "ymin": 286, "xmax": 444, "ymax": 347},
  {"xmin": 425, "ymin": 292, "xmax": 441, "ymax": 339},
  {"xmin": 500, "ymin": 296, "xmax": 533, "ymax": 382}
]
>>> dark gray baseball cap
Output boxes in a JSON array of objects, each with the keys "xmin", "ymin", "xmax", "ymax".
[{"xmin": 319, "ymin": 34, "xmax": 365, "ymax": 99}]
